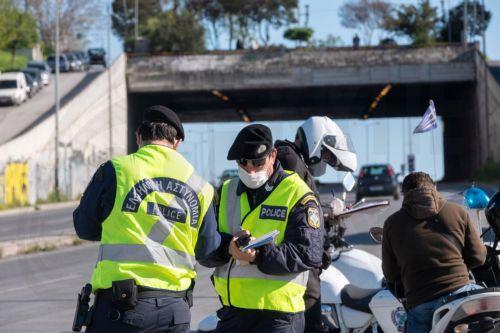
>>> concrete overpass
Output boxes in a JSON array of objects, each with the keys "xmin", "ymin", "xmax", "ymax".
[{"xmin": 127, "ymin": 44, "xmax": 500, "ymax": 181}]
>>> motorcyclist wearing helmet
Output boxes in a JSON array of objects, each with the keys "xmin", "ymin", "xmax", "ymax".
[{"xmin": 275, "ymin": 116, "xmax": 357, "ymax": 333}]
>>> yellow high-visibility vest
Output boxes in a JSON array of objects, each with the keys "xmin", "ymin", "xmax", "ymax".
[
  {"xmin": 90, "ymin": 144, "xmax": 213, "ymax": 292},
  {"xmin": 214, "ymin": 172, "xmax": 312, "ymax": 313}
]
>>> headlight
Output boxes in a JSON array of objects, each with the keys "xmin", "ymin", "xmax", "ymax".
[{"xmin": 454, "ymin": 323, "xmax": 468, "ymax": 333}]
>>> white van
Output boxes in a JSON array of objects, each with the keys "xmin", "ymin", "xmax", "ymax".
[{"xmin": 0, "ymin": 72, "xmax": 28, "ymax": 106}]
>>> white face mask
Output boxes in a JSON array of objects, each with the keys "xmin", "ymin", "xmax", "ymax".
[{"xmin": 238, "ymin": 166, "xmax": 269, "ymax": 189}]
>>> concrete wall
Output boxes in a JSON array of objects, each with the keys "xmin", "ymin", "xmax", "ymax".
[
  {"xmin": 473, "ymin": 52, "xmax": 500, "ymax": 173},
  {"xmin": 127, "ymin": 45, "xmax": 476, "ymax": 92},
  {"xmin": 0, "ymin": 55, "xmax": 128, "ymax": 204}
]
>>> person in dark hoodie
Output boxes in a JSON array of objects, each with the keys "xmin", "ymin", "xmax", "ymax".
[{"xmin": 382, "ymin": 172, "xmax": 487, "ymax": 333}]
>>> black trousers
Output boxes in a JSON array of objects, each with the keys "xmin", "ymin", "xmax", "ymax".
[
  {"xmin": 85, "ymin": 296, "xmax": 190, "ymax": 333},
  {"xmin": 214, "ymin": 306, "xmax": 305, "ymax": 333}
]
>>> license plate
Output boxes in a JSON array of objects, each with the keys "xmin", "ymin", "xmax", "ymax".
[{"xmin": 369, "ymin": 185, "xmax": 384, "ymax": 191}]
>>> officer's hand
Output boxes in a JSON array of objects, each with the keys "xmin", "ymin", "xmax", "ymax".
[
  {"xmin": 234, "ymin": 229, "xmax": 250, "ymax": 238},
  {"xmin": 229, "ymin": 237, "xmax": 257, "ymax": 263}
]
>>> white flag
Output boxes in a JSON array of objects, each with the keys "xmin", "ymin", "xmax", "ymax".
[{"xmin": 414, "ymin": 100, "xmax": 437, "ymax": 134}]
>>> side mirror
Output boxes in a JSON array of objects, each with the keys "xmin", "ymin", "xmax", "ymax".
[{"xmin": 369, "ymin": 227, "xmax": 383, "ymax": 243}]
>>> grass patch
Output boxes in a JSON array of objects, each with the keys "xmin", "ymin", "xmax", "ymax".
[
  {"xmin": 35, "ymin": 191, "xmax": 69, "ymax": 205},
  {"xmin": 72, "ymin": 238, "xmax": 86, "ymax": 246},
  {"xmin": 21, "ymin": 243, "xmax": 58, "ymax": 255},
  {"xmin": 0, "ymin": 50, "xmax": 28, "ymax": 72},
  {"xmin": 0, "ymin": 201, "xmax": 31, "ymax": 211},
  {"xmin": 475, "ymin": 161, "xmax": 500, "ymax": 183}
]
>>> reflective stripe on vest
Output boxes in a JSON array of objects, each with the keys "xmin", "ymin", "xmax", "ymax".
[
  {"xmin": 90, "ymin": 145, "xmax": 213, "ymax": 292},
  {"xmin": 214, "ymin": 173, "xmax": 311, "ymax": 313},
  {"xmin": 97, "ymin": 239, "xmax": 195, "ymax": 271}
]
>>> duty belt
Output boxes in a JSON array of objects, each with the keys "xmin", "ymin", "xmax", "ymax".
[{"xmin": 97, "ymin": 286, "xmax": 188, "ymax": 300}]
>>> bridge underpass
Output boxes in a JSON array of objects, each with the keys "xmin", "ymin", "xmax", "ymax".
[{"xmin": 126, "ymin": 45, "xmax": 500, "ymax": 181}]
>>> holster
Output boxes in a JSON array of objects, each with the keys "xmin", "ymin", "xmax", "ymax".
[
  {"xmin": 111, "ymin": 279, "xmax": 138, "ymax": 311},
  {"xmin": 185, "ymin": 280, "xmax": 195, "ymax": 308},
  {"xmin": 72, "ymin": 283, "xmax": 93, "ymax": 332}
]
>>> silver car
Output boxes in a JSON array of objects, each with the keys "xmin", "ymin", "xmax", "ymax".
[{"xmin": 27, "ymin": 61, "xmax": 51, "ymax": 85}]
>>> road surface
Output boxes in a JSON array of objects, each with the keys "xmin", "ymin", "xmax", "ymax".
[
  {"xmin": 0, "ymin": 203, "xmax": 77, "ymax": 242},
  {"xmin": 0, "ymin": 69, "xmax": 102, "ymax": 145},
  {"xmin": 0, "ymin": 186, "xmax": 491, "ymax": 332}
]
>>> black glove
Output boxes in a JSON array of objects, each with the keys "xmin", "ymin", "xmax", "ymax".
[{"xmin": 321, "ymin": 248, "xmax": 332, "ymax": 270}]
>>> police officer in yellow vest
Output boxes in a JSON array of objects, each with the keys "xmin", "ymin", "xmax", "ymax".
[
  {"xmin": 73, "ymin": 105, "xmax": 223, "ymax": 333},
  {"xmin": 213, "ymin": 124, "xmax": 324, "ymax": 333}
]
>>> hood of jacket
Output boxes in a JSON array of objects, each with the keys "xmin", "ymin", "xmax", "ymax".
[{"xmin": 402, "ymin": 186, "xmax": 446, "ymax": 220}]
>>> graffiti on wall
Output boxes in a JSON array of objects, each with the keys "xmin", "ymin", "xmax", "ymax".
[{"xmin": 3, "ymin": 162, "xmax": 29, "ymax": 206}]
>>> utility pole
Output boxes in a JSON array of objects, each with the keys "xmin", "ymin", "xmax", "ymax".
[
  {"xmin": 134, "ymin": 0, "xmax": 139, "ymax": 40},
  {"xmin": 472, "ymin": 0, "xmax": 477, "ymax": 42},
  {"xmin": 448, "ymin": 0, "xmax": 452, "ymax": 42},
  {"xmin": 107, "ymin": 0, "xmax": 113, "ymax": 158},
  {"xmin": 481, "ymin": 0, "xmax": 486, "ymax": 54},
  {"xmin": 54, "ymin": 0, "xmax": 60, "ymax": 201},
  {"xmin": 463, "ymin": 0, "xmax": 468, "ymax": 46},
  {"xmin": 305, "ymin": 4, "xmax": 310, "ymax": 28}
]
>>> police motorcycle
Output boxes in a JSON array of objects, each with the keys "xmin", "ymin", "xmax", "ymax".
[
  {"xmin": 317, "ymin": 173, "xmax": 405, "ymax": 333},
  {"xmin": 365, "ymin": 187, "xmax": 500, "ymax": 333}
]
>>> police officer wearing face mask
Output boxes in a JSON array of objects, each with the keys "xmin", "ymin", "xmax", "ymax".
[
  {"xmin": 275, "ymin": 116, "xmax": 358, "ymax": 333},
  {"xmin": 213, "ymin": 124, "xmax": 324, "ymax": 333}
]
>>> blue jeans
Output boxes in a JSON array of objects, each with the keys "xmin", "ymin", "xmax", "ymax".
[{"xmin": 406, "ymin": 284, "xmax": 483, "ymax": 333}]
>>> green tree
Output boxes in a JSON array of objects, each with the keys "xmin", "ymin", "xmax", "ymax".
[
  {"xmin": 339, "ymin": 0, "xmax": 392, "ymax": 46},
  {"xmin": 249, "ymin": 0, "xmax": 298, "ymax": 46},
  {"xmin": 22, "ymin": 0, "xmax": 101, "ymax": 52},
  {"xmin": 384, "ymin": 0, "xmax": 440, "ymax": 46},
  {"xmin": 0, "ymin": 0, "xmax": 15, "ymax": 49},
  {"xmin": 143, "ymin": 9, "xmax": 205, "ymax": 53},
  {"xmin": 283, "ymin": 27, "xmax": 314, "ymax": 46},
  {"xmin": 0, "ymin": 7, "xmax": 38, "ymax": 65},
  {"xmin": 311, "ymin": 34, "xmax": 343, "ymax": 48},
  {"xmin": 186, "ymin": 0, "xmax": 225, "ymax": 49},
  {"xmin": 111, "ymin": 0, "xmax": 164, "ymax": 40},
  {"xmin": 188, "ymin": 0, "xmax": 298, "ymax": 49},
  {"xmin": 438, "ymin": 0, "xmax": 491, "ymax": 43}
]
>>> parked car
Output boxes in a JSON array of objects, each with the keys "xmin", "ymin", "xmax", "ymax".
[
  {"xmin": 356, "ymin": 163, "xmax": 400, "ymax": 201},
  {"xmin": 76, "ymin": 51, "xmax": 90, "ymax": 70},
  {"xmin": 0, "ymin": 73, "xmax": 28, "ymax": 106},
  {"xmin": 21, "ymin": 68, "xmax": 43, "ymax": 93},
  {"xmin": 27, "ymin": 61, "xmax": 51, "ymax": 85},
  {"xmin": 88, "ymin": 48, "xmax": 106, "ymax": 67},
  {"xmin": 64, "ymin": 52, "xmax": 84, "ymax": 71},
  {"xmin": 47, "ymin": 54, "xmax": 70, "ymax": 72},
  {"xmin": 22, "ymin": 72, "xmax": 36, "ymax": 98}
]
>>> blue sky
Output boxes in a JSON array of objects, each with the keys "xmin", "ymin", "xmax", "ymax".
[{"xmin": 90, "ymin": 0, "xmax": 498, "ymax": 184}]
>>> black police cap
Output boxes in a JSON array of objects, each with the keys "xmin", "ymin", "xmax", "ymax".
[
  {"xmin": 143, "ymin": 105, "xmax": 185, "ymax": 140},
  {"xmin": 227, "ymin": 124, "xmax": 273, "ymax": 160}
]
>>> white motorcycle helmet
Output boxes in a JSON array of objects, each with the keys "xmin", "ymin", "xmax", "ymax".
[{"xmin": 296, "ymin": 116, "xmax": 358, "ymax": 176}]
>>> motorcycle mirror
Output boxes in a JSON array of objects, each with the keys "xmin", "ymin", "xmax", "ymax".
[
  {"xmin": 342, "ymin": 172, "xmax": 356, "ymax": 192},
  {"xmin": 369, "ymin": 227, "xmax": 383, "ymax": 243}
]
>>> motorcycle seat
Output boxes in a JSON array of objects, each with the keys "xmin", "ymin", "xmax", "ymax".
[{"xmin": 340, "ymin": 284, "xmax": 382, "ymax": 314}]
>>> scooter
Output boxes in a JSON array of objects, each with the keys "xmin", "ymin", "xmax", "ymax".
[{"xmin": 319, "ymin": 186, "xmax": 405, "ymax": 333}]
